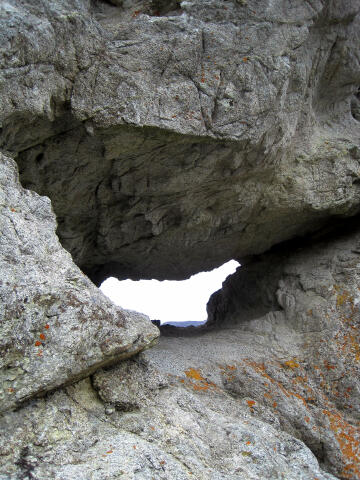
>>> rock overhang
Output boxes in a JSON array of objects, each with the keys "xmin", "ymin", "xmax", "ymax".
[
  {"xmin": 0, "ymin": 0, "xmax": 359, "ymax": 284},
  {"xmin": 13, "ymin": 116, "xmax": 360, "ymax": 285}
]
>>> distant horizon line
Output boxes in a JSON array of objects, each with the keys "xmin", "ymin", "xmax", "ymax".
[{"xmin": 154, "ymin": 319, "xmax": 207, "ymax": 327}]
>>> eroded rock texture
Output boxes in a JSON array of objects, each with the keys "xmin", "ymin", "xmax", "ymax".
[
  {"xmin": 0, "ymin": 154, "xmax": 158, "ymax": 413},
  {"xmin": 3, "ymin": 224, "xmax": 360, "ymax": 479},
  {"xmin": 0, "ymin": 0, "xmax": 359, "ymax": 282},
  {"xmin": 1, "ymin": 0, "xmax": 360, "ymax": 479},
  {"xmin": 206, "ymin": 225, "xmax": 360, "ymax": 478},
  {"xmin": 0, "ymin": 366, "xmax": 338, "ymax": 480}
]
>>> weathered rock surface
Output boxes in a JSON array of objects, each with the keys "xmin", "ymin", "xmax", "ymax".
[
  {"xmin": 0, "ymin": 153, "xmax": 158, "ymax": 413},
  {"xmin": 0, "ymin": 0, "xmax": 359, "ymax": 282},
  {"xmin": 0, "ymin": 359, "xmax": 338, "ymax": 480},
  {"xmin": 2, "ymin": 221, "xmax": 360, "ymax": 479},
  {"xmin": 1, "ymin": 0, "xmax": 360, "ymax": 479},
  {"xmin": 205, "ymin": 223, "xmax": 360, "ymax": 478}
]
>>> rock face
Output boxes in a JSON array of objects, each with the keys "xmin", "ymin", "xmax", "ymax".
[
  {"xmin": 0, "ymin": 361, "xmax": 338, "ymax": 480},
  {"xmin": 206, "ymin": 224, "xmax": 360, "ymax": 478},
  {"xmin": 0, "ymin": 153, "xmax": 158, "ymax": 413},
  {"xmin": 2, "ymin": 219, "xmax": 360, "ymax": 479},
  {"xmin": 0, "ymin": 0, "xmax": 359, "ymax": 282},
  {"xmin": 1, "ymin": 0, "xmax": 360, "ymax": 479}
]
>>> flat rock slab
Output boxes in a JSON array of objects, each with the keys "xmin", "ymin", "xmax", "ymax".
[{"xmin": 0, "ymin": 154, "xmax": 159, "ymax": 413}]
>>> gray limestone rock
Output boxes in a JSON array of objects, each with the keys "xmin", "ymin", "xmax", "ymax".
[
  {"xmin": 93, "ymin": 355, "xmax": 169, "ymax": 411},
  {"xmin": 4, "ymin": 213, "xmax": 360, "ymax": 478},
  {"xmin": 0, "ymin": 363, "xmax": 338, "ymax": 480},
  {"xmin": 205, "ymin": 223, "xmax": 360, "ymax": 478},
  {"xmin": 0, "ymin": 153, "xmax": 158, "ymax": 413},
  {"xmin": 0, "ymin": 0, "xmax": 358, "ymax": 282},
  {"xmin": 0, "ymin": 0, "xmax": 360, "ymax": 478}
]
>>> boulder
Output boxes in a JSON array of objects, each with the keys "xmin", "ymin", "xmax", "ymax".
[{"xmin": 0, "ymin": 154, "xmax": 158, "ymax": 413}]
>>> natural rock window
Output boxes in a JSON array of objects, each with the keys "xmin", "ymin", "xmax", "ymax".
[{"xmin": 100, "ymin": 260, "xmax": 239, "ymax": 325}]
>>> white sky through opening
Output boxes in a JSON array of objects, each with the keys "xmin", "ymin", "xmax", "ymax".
[{"xmin": 100, "ymin": 260, "xmax": 239, "ymax": 324}]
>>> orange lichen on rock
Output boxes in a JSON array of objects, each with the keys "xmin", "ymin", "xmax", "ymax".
[
  {"xmin": 284, "ymin": 359, "xmax": 300, "ymax": 369},
  {"xmin": 219, "ymin": 364, "xmax": 238, "ymax": 382},
  {"xmin": 322, "ymin": 409, "xmax": 360, "ymax": 478},
  {"xmin": 185, "ymin": 368, "xmax": 203, "ymax": 381},
  {"xmin": 245, "ymin": 359, "xmax": 316, "ymax": 410},
  {"xmin": 219, "ymin": 364, "xmax": 237, "ymax": 373},
  {"xmin": 342, "ymin": 333, "xmax": 360, "ymax": 362},
  {"xmin": 289, "ymin": 391, "xmax": 309, "ymax": 408},
  {"xmin": 226, "ymin": 365, "xmax": 237, "ymax": 371},
  {"xmin": 184, "ymin": 368, "xmax": 217, "ymax": 392},
  {"xmin": 324, "ymin": 360, "xmax": 336, "ymax": 370},
  {"xmin": 244, "ymin": 360, "xmax": 290, "ymax": 399}
]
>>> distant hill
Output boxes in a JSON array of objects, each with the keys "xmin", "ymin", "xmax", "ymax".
[{"xmin": 161, "ymin": 320, "xmax": 207, "ymax": 328}]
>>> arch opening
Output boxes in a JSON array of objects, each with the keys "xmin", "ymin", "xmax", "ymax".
[{"xmin": 100, "ymin": 260, "xmax": 239, "ymax": 326}]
